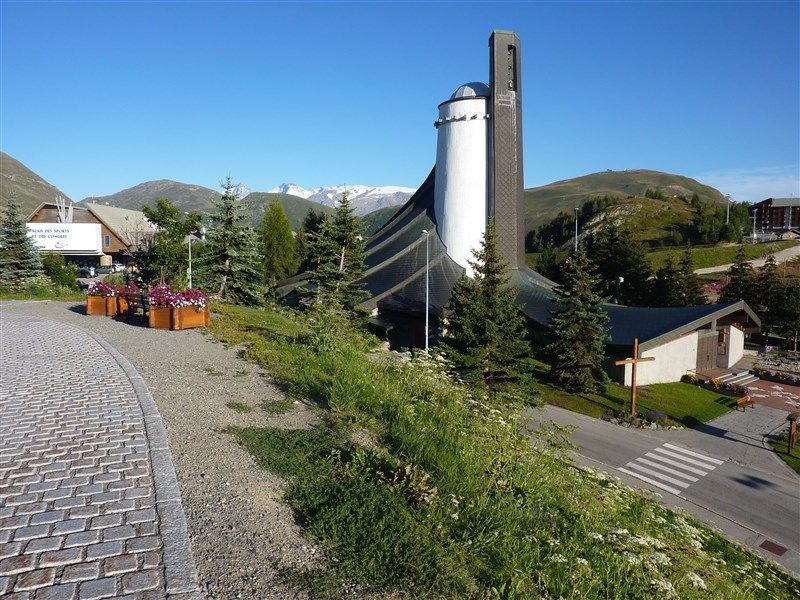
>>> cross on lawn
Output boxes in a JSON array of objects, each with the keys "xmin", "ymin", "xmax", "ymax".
[{"xmin": 614, "ymin": 337, "xmax": 655, "ymax": 417}]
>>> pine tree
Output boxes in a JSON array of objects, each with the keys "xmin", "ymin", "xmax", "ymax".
[
  {"xmin": 651, "ymin": 257, "xmax": 683, "ymax": 306},
  {"xmin": 307, "ymin": 192, "xmax": 366, "ymax": 309},
  {"xmin": 756, "ymin": 254, "xmax": 782, "ymax": 335},
  {"xmin": 719, "ymin": 246, "xmax": 756, "ymax": 306},
  {"xmin": 196, "ymin": 177, "xmax": 263, "ymax": 305},
  {"xmin": 678, "ymin": 249, "xmax": 705, "ymax": 305},
  {"xmin": 259, "ymin": 201, "xmax": 299, "ymax": 288},
  {"xmin": 591, "ymin": 225, "xmax": 652, "ymax": 305},
  {"xmin": 779, "ymin": 281, "xmax": 800, "ymax": 351},
  {"xmin": 535, "ymin": 242, "xmax": 560, "ymax": 282},
  {"xmin": 442, "ymin": 225, "xmax": 531, "ymax": 386},
  {"xmin": 547, "ymin": 250, "xmax": 609, "ymax": 393},
  {"xmin": 0, "ymin": 199, "xmax": 48, "ymax": 288}
]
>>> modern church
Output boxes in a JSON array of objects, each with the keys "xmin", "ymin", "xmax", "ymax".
[{"xmin": 281, "ymin": 30, "xmax": 760, "ymax": 386}]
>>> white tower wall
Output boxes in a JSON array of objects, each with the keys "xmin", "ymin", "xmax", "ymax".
[{"xmin": 434, "ymin": 96, "xmax": 489, "ymax": 277}]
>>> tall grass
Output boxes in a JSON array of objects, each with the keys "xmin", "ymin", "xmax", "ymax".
[{"xmin": 211, "ymin": 303, "xmax": 798, "ymax": 599}]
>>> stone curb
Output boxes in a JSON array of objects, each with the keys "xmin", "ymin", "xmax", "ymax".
[{"xmin": 80, "ymin": 325, "xmax": 204, "ymax": 599}]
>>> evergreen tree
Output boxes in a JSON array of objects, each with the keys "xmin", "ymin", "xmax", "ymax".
[
  {"xmin": 259, "ymin": 201, "xmax": 299, "ymax": 288},
  {"xmin": 442, "ymin": 225, "xmax": 531, "ymax": 386},
  {"xmin": 778, "ymin": 281, "xmax": 800, "ymax": 351},
  {"xmin": 307, "ymin": 192, "xmax": 366, "ymax": 309},
  {"xmin": 547, "ymin": 250, "xmax": 609, "ymax": 393},
  {"xmin": 196, "ymin": 177, "xmax": 263, "ymax": 305},
  {"xmin": 651, "ymin": 257, "xmax": 683, "ymax": 306},
  {"xmin": 590, "ymin": 224, "xmax": 652, "ymax": 305},
  {"xmin": 0, "ymin": 199, "xmax": 48, "ymax": 288},
  {"xmin": 678, "ymin": 249, "xmax": 705, "ymax": 305},
  {"xmin": 535, "ymin": 242, "xmax": 560, "ymax": 282},
  {"xmin": 719, "ymin": 247, "xmax": 756, "ymax": 306},
  {"xmin": 756, "ymin": 254, "xmax": 782, "ymax": 335}
]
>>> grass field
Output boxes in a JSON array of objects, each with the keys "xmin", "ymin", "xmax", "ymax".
[
  {"xmin": 207, "ymin": 302, "xmax": 798, "ymax": 599},
  {"xmin": 769, "ymin": 430, "xmax": 800, "ymax": 475},
  {"xmin": 0, "ymin": 285, "xmax": 84, "ymax": 301}
]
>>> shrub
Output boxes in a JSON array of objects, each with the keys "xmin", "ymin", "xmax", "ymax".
[{"xmin": 41, "ymin": 253, "xmax": 78, "ymax": 288}]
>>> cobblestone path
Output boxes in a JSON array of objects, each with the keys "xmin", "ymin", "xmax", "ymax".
[{"xmin": 0, "ymin": 314, "xmax": 200, "ymax": 599}]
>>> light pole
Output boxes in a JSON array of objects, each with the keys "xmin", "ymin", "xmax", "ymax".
[
  {"xmin": 421, "ymin": 229, "xmax": 431, "ymax": 352},
  {"xmin": 188, "ymin": 226, "xmax": 206, "ymax": 288},
  {"xmin": 725, "ymin": 194, "xmax": 731, "ymax": 225},
  {"xmin": 574, "ymin": 207, "xmax": 579, "ymax": 252}
]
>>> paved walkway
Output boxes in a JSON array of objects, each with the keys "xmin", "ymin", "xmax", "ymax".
[
  {"xmin": 694, "ymin": 242, "xmax": 800, "ymax": 274},
  {"xmin": 0, "ymin": 313, "xmax": 201, "ymax": 599}
]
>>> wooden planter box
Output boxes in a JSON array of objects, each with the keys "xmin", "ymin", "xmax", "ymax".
[
  {"xmin": 86, "ymin": 295, "xmax": 107, "ymax": 316},
  {"xmin": 105, "ymin": 296, "xmax": 119, "ymax": 317},
  {"xmin": 171, "ymin": 306, "xmax": 209, "ymax": 330},
  {"xmin": 117, "ymin": 296, "xmax": 129, "ymax": 317},
  {"xmin": 149, "ymin": 306, "xmax": 172, "ymax": 329}
]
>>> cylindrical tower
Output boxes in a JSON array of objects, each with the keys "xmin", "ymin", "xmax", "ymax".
[{"xmin": 433, "ymin": 82, "xmax": 490, "ymax": 277}]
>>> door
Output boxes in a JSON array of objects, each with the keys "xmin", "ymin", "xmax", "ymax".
[{"xmin": 696, "ymin": 332, "xmax": 717, "ymax": 374}]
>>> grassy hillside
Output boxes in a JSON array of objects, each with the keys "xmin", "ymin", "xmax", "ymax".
[
  {"xmin": 239, "ymin": 192, "xmax": 335, "ymax": 230},
  {"xmin": 362, "ymin": 205, "xmax": 401, "ymax": 236},
  {"xmin": 0, "ymin": 152, "xmax": 73, "ymax": 216},
  {"xmin": 81, "ymin": 179, "xmax": 222, "ymax": 213},
  {"xmin": 524, "ymin": 169, "xmax": 726, "ymax": 231},
  {"xmin": 648, "ymin": 240, "xmax": 800, "ymax": 270}
]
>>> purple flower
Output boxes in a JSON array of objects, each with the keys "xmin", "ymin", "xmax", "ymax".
[{"xmin": 87, "ymin": 281, "xmax": 118, "ymax": 297}]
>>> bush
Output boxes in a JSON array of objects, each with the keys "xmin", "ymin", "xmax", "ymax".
[{"xmin": 41, "ymin": 253, "xmax": 78, "ymax": 288}]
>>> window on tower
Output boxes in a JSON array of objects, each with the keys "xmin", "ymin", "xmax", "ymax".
[{"xmin": 507, "ymin": 45, "xmax": 517, "ymax": 91}]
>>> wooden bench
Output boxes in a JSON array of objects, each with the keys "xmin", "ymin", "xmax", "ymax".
[
  {"xmin": 124, "ymin": 292, "xmax": 150, "ymax": 323},
  {"xmin": 736, "ymin": 396, "xmax": 754, "ymax": 411}
]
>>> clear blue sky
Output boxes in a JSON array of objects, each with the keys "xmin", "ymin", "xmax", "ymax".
[{"xmin": 2, "ymin": 1, "xmax": 798, "ymax": 202}]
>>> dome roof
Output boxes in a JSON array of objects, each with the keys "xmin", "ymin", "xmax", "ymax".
[{"xmin": 450, "ymin": 82, "xmax": 490, "ymax": 100}]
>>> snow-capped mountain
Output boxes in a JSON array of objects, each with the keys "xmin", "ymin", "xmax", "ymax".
[
  {"xmin": 231, "ymin": 182, "xmax": 252, "ymax": 199},
  {"xmin": 267, "ymin": 183, "xmax": 415, "ymax": 215}
]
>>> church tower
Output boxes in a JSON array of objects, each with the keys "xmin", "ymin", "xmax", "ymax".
[{"xmin": 489, "ymin": 30, "xmax": 526, "ymax": 270}]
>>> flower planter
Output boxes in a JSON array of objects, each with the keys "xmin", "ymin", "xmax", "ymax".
[
  {"xmin": 105, "ymin": 296, "xmax": 119, "ymax": 317},
  {"xmin": 117, "ymin": 296, "xmax": 129, "ymax": 317},
  {"xmin": 171, "ymin": 306, "xmax": 209, "ymax": 330},
  {"xmin": 149, "ymin": 306, "xmax": 172, "ymax": 329},
  {"xmin": 86, "ymin": 296, "xmax": 107, "ymax": 316}
]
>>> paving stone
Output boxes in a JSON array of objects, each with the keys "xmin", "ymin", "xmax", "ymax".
[
  {"xmin": 63, "ymin": 531, "xmax": 99, "ymax": 548},
  {"xmin": 101, "ymin": 525, "xmax": 135, "ymax": 542},
  {"xmin": 102, "ymin": 554, "xmax": 138, "ymax": 576},
  {"xmin": 77, "ymin": 577, "xmax": 116, "ymax": 599},
  {"xmin": 0, "ymin": 541, "xmax": 23, "ymax": 559},
  {"xmin": 13, "ymin": 526, "xmax": 50, "ymax": 542},
  {"xmin": 0, "ymin": 575, "xmax": 10, "ymax": 594},
  {"xmin": 14, "ymin": 567, "xmax": 56, "ymax": 591},
  {"xmin": 23, "ymin": 537, "xmax": 63, "ymax": 554},
  {"xmin": 38, "ymin": 547, "xmax": 83, "ymax": 568},
  {"xmin": 33, "ymin": 582, "xmax": 78, "ymax": 600},
  {"xmin": 0, "ymin": 553, "xmax": 36, "ymax": 575},
  {"xmin": 126, "ymin": 536, "xmax": 161, "ymax": 553},
  {"xmin": 124, "ymin": 509, "xmax": 156, "ymax": 525},
  {"xmin": 85, "ymin": 541, "xmax": 123, "ymax": 561},
  {"xmin": 121, "ymin": 569, "xmax": 162, "ymax": 593},
  {"xmin": 61, "ymin": 561, "xmax": 100, "ymax": 583},
  {"xmin": 30, "ymin": 511, "xmax": 65, "ymax": 526},
  {"xmin": 89, "ymin": 515, "xmax": 121, "ymax": 531}
]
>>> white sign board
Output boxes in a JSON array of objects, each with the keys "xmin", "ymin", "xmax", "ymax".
[{"xmin": 26, "ymin": 223, "xmax": 102, "ymax": 254}]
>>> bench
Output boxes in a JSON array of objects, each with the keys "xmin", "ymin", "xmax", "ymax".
[
  {"xmin": 736, "ymin": 396, "xmax": 754, "ymax": 411},
  {"xmin": 124, "ymin": 292, "xmax": 150, "ymax": 323}
]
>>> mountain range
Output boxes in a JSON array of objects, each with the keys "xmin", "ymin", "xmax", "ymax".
[{"xmin": 1, "ymin": 152, "xmax": 732, "ymax": 241}]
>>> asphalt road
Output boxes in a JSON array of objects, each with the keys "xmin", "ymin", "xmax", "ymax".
[{"xmin": 523, "ymin": 405, "xmax": 800, "ymax": 576}]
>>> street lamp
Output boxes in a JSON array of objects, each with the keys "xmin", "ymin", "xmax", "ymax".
[
  {"xmin": 421, "ymin": 229, "xmax": 431, "ymax": 352},
  {"xmin": 188, "ymin": 226, "xmax": 206, "ymax": 288},
  {"xmin": 574, "ymin": 207, "xmax": 579, "ymax": 252},
  {"xmin": 725, "ymin": 194, "xmax": 731, "ymax": 225}
]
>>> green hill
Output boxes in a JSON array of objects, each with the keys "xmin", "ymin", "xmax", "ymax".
[
  {"xmin": 0, "ymin": 152, "xmax": 72, "ymax": 216},
  {"xmin": 239, "ymin": 192, "xmax": 335, "ymax": 230},
  {"xmin": 81, "ymin": 179, "xmax": 221, "ymax": 213},
  {"xmin": 524, "ymin": 169, "xmax": 726, "ymax": 231},
  {"xmin": 362, "ymin": 205, "xmax": 401, "ymax": 236}
]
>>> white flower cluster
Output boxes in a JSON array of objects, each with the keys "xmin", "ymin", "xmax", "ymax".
[
  {"xmin": 685, "ymin": 571, "xmax": 707, "ymax": 590},
  {"xmin": 649, "ymin": 578, "xmax": 676, "ymax": 597}
]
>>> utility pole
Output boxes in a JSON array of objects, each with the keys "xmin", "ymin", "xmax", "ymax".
[
  {"xmin": 574, "ymin": 207, "xmax": 579, "ymax": 252},
  {"xmin": 725, "ymin": 194, "xmax": 731, "ymax": 225},
  {"xmin": 751, "ymin": 209, "xmax": 758, "ymax": 242},
  {"xmin": 421, "ymin": 229, "xmax": 431, "ymax": 352}
]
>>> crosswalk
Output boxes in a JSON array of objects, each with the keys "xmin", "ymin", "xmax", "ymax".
[{"xmin": 618, "ymin": 442, "xmax": 724, "ymax": 496}]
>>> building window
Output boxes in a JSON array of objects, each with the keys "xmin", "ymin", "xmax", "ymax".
[{"xmin": 103, "ymin": 235, "xmax": 111, "ymax": 248}]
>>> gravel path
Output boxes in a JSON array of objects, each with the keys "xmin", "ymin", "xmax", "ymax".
[{"xmin": 1, "ymin": 301, "xmax": 323, "ymax": 599}]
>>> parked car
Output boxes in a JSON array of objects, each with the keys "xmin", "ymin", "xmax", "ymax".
[
  {"xmin": 96, "ymin": 266, "xmax": 112, "ymax": 275},
  {"xmin": 111, "ymin": 263, "xmax": 125, "ymax": 273},
  {"xmin": 77, "ymin": 266, "xmax": 94, "ymax": 278}
]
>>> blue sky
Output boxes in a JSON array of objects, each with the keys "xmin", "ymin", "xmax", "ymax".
[{"xmin": 2, "ymin": 1, "xmax": 798, "ymax": 202}]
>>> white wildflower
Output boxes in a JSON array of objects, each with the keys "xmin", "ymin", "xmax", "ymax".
[
  {"xmin": 547, "ymin": 538, "xmax": 558, "ymax": 546},
  {"xmin": 549, "ymin": 554, "xmax": 568, "ymax": 563},
  {"xmin": 622, "ymin": 551, "xmax": 642, "ymax": 565},
  {"xmin": 648, "ymin": 552, "xmax": 671, "ymax": 566},
  {"xmin": 653, "ymin": 516, "xmax": 667, "ymax": 524},
  {"xmin": 754, "ymin": 582, "xmax": 765, "ymax": 591},
  {"xmin": 685, "ymin": 572, "xmax": 707, "ymax": 590},
  {"xmin": 576, "ymin": 558, "xmax": 589, "ymax": 566},
  {"xmin": 587, "ymin": 532, "xmax": 604, "ymax": 541},
  {"xmin": 650, "ymin": 579, "xmax": 676, "ymax": 597},
  {"xmin": 449, "ymin": 512, "xmax": 459, "ymax": 520}
]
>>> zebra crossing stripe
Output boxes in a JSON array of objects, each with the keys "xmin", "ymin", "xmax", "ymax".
[
  {"xmin": 662, "ymin": 443, "xmax": 724, "ymax": 465},
  {"xmin": 624, "ymin": 462, "xmax": 692, "ymax": 488},
  {"xmin": 643, "ymin": 452, "xmax": 709, "ymax": 476},
  {"xmin": 652, "ymin": 447, "xmax": 720, "ymax": 470},
  {"xmin": 618, "ymin": 467, "xmax": 683, "ymax": 496},
  {"xmin": 634, "ymin": 457, "xmax": 699, "ymax": 482}
]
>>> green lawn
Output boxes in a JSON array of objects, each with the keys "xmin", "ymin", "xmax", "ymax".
[
  {"xmin": 769, "ymin": 430, "xmax": 800, "ymax": 475},
  {"xmin": 0, "ymin": 285, "xmax": 84, "ymax": 301},
  {"xmin": 648, "ymin": 240, "xmax": 799, "ymax": 270}
]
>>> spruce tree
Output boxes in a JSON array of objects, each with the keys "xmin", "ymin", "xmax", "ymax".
[
  {"xmin": 651, "ymin": 257, "xmax": 683, "ymax": 306},
  {"xmin": 535, "ymin": 242, "xmax": 560, "ymax": 282},
  {"xmin": 442, "ymin": 225, "xmax": 531, "ymax": 386},
  {"xmin": 259, "ymin": 201, "xmax": 299, "ymax": 288},
  {"xmin": 591, "ymin": 225, "xmax": 652, "ymax": 305},
  {"xmin": 0, "ymin": 199, "xmax": 48, "ymax": 288},
  {"xmin": 196, "ymin": 177, "xmax": 263, "ymax": 305},
  {"xmin": 307, "ymin": 192, "xmax": 367, "ymax": 309},
  {"xmin": 719, "ymin": 246, "xmax": 756, "ymax": 306},
  {"xmin": 678, "ymin": 249, "xmax": 705, "ymax": 305},
  {"xmin": 547, "ymin": 250, "xmax": 609, "ymax": 393},
  {"xmin": 779, "ymin": 281, "xmax": 800, "ymax": 351},
  {"xmin": 756, "ymin": 254, "xmax": 782, "ymax": 335}
]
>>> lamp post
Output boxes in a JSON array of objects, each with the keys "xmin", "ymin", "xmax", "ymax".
[
  {"xmin": 421, "ymin": 229, "xmax": 431, "ymax": 352},
  {"xmin": 187, "ymin": 226, "xmax": 206, "ymax": 288},
  {"xmin": 574, "ymin": 207, "xmax": 579, "ymax": 252}
]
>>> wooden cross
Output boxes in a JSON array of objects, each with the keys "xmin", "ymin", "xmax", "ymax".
[{"xmin": 614, "ymin": 337, "xmax": 655, "ymax": 417}]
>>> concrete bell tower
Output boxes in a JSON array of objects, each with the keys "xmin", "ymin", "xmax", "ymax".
[{"xmin": 489, "ymin": 30, "xmax": 525, "ymax": 270}]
